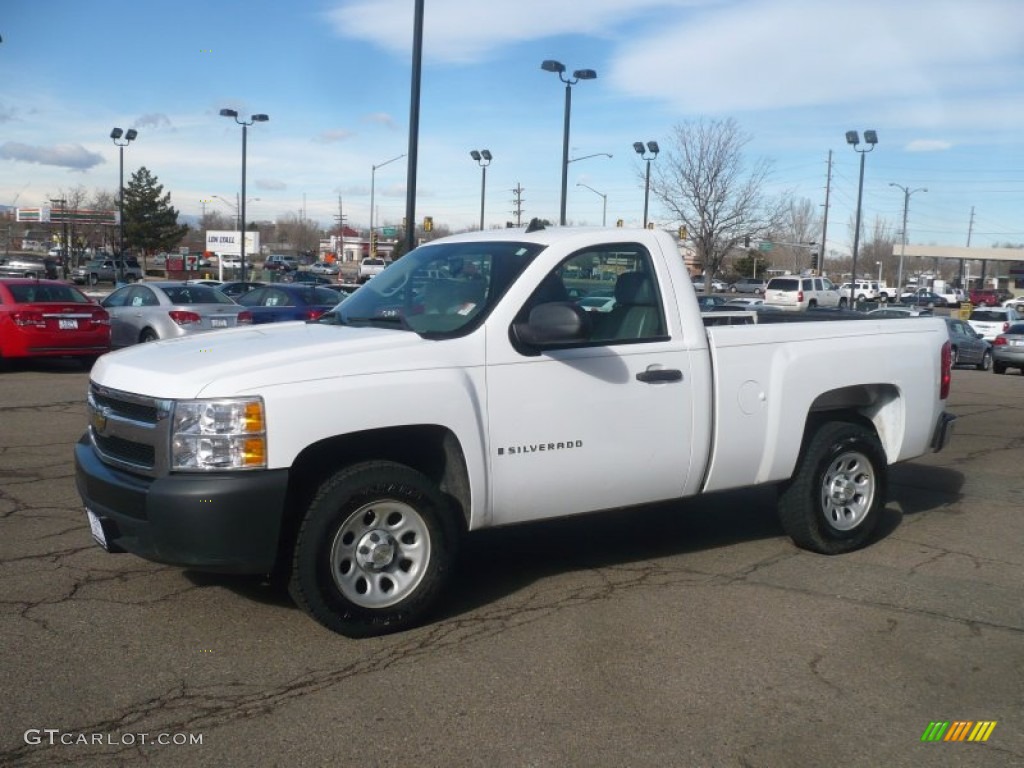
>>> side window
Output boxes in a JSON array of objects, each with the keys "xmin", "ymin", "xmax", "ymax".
[
  {"xmin": 813, "ymin": 278, "xmax": 824, "ymax": 291},
  {"xmin": 518, "ymin": 244, "xmax": 666, "ymax": 345}
]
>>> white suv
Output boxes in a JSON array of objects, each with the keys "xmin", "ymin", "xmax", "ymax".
[
  {"xmin": 764, "ymin": 276, "xmax": 845, "ymax": 311},
  {"xmin": 839, "ymin": 281, "xmax": 890, "ymax": 302}
]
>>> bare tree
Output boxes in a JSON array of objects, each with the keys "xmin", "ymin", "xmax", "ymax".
[
  {"xmin": 649, "ymin": 117, "xmax": 790, "ymax": 291},
  {"xmin": 846, "ymin": 213, "xmax": 897, "ymax": 282}
]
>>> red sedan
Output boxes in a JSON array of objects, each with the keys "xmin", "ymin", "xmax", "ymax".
[{"xmin": 0, "ymin": 279, "xmax": 111, "ymax": 366}]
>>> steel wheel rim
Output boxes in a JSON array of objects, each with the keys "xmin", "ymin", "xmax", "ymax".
[
  {"xmin": 820, "ymin": 449, "xmax": 876, "ymax": 531},
  {"xmin": 329, "ymin": 499, "xmax": 431, "ymax": 609}
]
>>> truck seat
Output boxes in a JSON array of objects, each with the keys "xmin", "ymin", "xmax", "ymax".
[{"xmin": 593, "ymin": 271, "xmax": 662, "ymax": 340}]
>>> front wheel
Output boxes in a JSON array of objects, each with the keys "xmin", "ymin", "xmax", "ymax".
[
  {"xmin": 778, "ymin": 421, "xmax": 887, "ymax": 555},
  {"xmin": 977, "ymin": 350, "xmax": 992, "ymax": 371},
  {"xmin": 289, "ymin": 461, "xmax": 459, "ymax": 637},
  {"xmin": 88, "ymin": 273, "xmax": 99, "ymax": 286},
  {"xmin": 838, "ymin": 297, "xmax": 848, "ymax": 308}
]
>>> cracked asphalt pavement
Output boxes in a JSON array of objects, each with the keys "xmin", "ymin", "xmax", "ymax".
[{"xmin": 1, "ymin": 360, "xmax": 1021, "ymax": 767}]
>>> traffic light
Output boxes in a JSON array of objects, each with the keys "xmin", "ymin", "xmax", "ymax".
[
  {"xmin": 744, "ymin": 235, "xmax": 751, "ymax": 248},
  {"xmin": 811, "ymin": 252, "xmax": 819, "ymax": 271},
  {"xmin": 616, "ymin": 218, "xmax": 624, "ymax": 228},
  {"xmin": 647, "ymin": 222, "xmax": 655, "ymax": 230},
  {"xmin": 423, "ymin": 216, "xmax": 433, "ymax": 232},
  {"xmin": 370, "ymin": 231, "xmax": 378, "ymax": 254},
  {"xmin": 678, "ymin": 225, "xmax": 688, "ymax": 240}
]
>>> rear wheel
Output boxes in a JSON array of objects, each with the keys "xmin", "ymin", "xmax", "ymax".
[
  {"xmin": 838, "ymin": 297, "xmax": 848, "ymax": 308},
  {"xmin": 993, "ymin": 361, "xmax": 1007, "ymax": 374},
  {"xmin": 88, "ymin": 273, "xmax": 99, "ymax": 286},
  {"xmin": 139, "ymin": 328, "xmax": 158, "ymax": 343},
  {"xmin": 289, "ymin": 461, "xmax": 459, "ymax": 637},
  {"xmin": 778, "ymin": 421, "xmax": 887, "ymax": 554}
]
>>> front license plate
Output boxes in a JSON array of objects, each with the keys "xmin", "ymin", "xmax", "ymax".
[
  {"xmin": 86, "ymin": 508, "xmax": 108, "ymax": 550},
  {"xmin": 211, "ymin": 318, "xmax": 228, "ymax": 328},
  {"xmin": 59, "ymin": 319, "xmax": 78, "ymax": 330}
]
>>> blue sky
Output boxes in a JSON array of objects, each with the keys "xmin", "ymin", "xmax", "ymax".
[{"xmin": 2, "ymin": 0, "xmax": 1023, "ymax": 256}]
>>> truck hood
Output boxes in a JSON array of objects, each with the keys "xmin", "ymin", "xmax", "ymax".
[{"xmin": 91, "ymin": 322, "xmax": 462, "ymax": 399}]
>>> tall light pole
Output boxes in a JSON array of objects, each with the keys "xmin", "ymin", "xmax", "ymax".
[
  {"xmin": 541, "ymin": 60, "xmax": 597, "ymax": 226},
  {"xmin": 633, "ymin": 141, "xmax": 659, "ymax": 228},
  {"xmin": 845, "ymin": 129, "xmax": 878, "ymax": 307},
  {"xmin": 370, "ymin": 153, "xmax": 405, "ymax": 256},
  {"xmin": 110, "ymin": 127, "xmax": 137, "ymax": 283},
  {"xmin": 469, "ymin": 150, "xmax": 492, "ymax": 230},
  {"xmin": 576, "ymin": 182, "xmax": 607, "ymax": 226},
  {"xmin": 220, "ymin": 109, "xmax": 268, "ymax": 281},
  {"xmin": 889, "ymin": 182, "xmax": 926, "ymax": 293}
]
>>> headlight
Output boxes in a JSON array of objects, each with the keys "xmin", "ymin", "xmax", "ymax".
[{"xmin": 170, "ymin": 398, "xmax": 266, "ymax": 471}]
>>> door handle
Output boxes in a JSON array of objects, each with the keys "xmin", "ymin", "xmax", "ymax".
[{"xmin": 636, "ymin": 368, "xmax": 683, "ymax": 383}]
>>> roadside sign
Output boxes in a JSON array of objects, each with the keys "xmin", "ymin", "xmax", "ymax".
[
  {"xmin": 382, "ymin": 227, "xmax": 396, "ymax": 236},
  {"xmin": 758, "ymin": 241, "xmax": 774, "ymax": 252}
]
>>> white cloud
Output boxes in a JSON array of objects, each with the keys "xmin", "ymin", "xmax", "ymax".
[
  {"xmin": 255, "ymin": 178, "xmax": 288, "ymax": 190},
  {"xmin": 609, "ymin": 0, "xmax": 1024, "ymax": 114},
  {"xmin": 361, "ymin": 112, "xmax": 399, "ymax": 130},
  {"xmin": 0, "ymin": 142, "xmax": 105, "ymax": 171},
  {"xmin": 325, "ymin": 0, "xmax": 701, "ymax": 64},
  {"xmin": 905, "ymin": 139, "xmax": 953, "ymax": 152},
  {"xmin": 134, "ymin": 113, "xmax": 174, "ymax": 131},
  {"xmin": 314, "ymin": 129, "xmax": 355, "ymax": 144}
]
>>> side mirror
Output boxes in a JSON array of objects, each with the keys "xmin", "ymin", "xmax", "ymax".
[{"xmin": 513, "ymin": 302, "xmax": 592, "ymax": 348}]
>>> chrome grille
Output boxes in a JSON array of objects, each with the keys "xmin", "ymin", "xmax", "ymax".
[{"xmin": 87, "ymin": 383, "xmax": 171, "ymax": 477}]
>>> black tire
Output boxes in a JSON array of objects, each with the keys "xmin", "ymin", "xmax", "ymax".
[
  {"xmin": 289, "ymin": 461, "xmax": 459, "ymax": 637},
  {"xmin": 950, "ymin": 347, "xmax": 959, "ymax": 367},
  {"xmin": 778, "ymin": 421, "xmax": 887, "ymax": 555},
  {"xmin": 139, "ymin": 328, "xmax": 159, "ymax": 343},
  {"xmin": 976, "ymin": 350, "xmax": 992, "ymax": 371},
  {"xmin": 838, "ymin": 297, "xmax": 848, "ymax": 308},
  {"xmin": 993, "ymin": 361, "xmax": 1007, "ymax": 374},
  {"xmin": 88, "ymin": 273, "xmax": 99, "ymax": 286}
]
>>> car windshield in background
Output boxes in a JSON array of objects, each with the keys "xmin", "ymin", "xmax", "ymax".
[
  {"xmin": 328, "ymin": 241, "xmax": 543, "ymax": 336},
  {"xmin": 8, "ymin": 283, "xmax": 92, "ymax": 303},
  {"xmin": 970, "ymin": 310, "xmax": 1007, "ymax": 322},
  {"xmin": 162, "ymin": 285, "xmax": 237, "ymax": 305}
]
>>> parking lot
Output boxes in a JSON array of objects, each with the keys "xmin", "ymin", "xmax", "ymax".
[{"xmin": 0, "ymin": 361, "xmax": 1021, "ymax": 767}]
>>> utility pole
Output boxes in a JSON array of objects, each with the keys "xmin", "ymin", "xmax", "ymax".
[
  {"xmin": 335, "ymin": 195, "xmax": 347, "ymax": 266},
  {"xmin": 511, "ymin": 183, "xmax": 525, "ymax": 227},
  {"xmin": 819, "ymin": 150, "xmax": 832, "ymax": 276}
]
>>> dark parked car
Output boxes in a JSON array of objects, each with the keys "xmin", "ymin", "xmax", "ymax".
[
  {"xmin": 216, "ymin": 280, "xmax": 266, "ymax": 299},
  {"xmin": 902, "ymin": 290, "xmax": 949, "ymax": 308},
  {"xmin": 943, "ymin": 317, "xmax": 992, "ymax": 370},
  {"xmin": 281, "ymin": 271, "xmax": 332, "ymax": 285},
  {"xmin": 992, "ymin": 322, "xmax": 1024, "ymax": 374},
  {"xmin": 235, "ymin": 284, "xmax": 341, "ymax": 324}
]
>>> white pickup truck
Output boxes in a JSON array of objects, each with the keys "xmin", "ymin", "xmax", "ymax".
[{"xmin": 75, "ymin": 226, "xmax": 956, "ymax": 637}]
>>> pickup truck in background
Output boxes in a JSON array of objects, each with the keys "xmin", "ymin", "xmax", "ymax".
[
  {"xmin": 72, "ymin": 258, "xmax": 143, "ymax": 285},
  {"xmin": 357, "ymin": 256, "xmax": 389, "ymax": 282},
  {"xmin": 75, "ymin": 226, "xmax": 955, "ymax": 637}
]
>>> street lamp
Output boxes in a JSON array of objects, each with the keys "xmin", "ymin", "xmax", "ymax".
[
  {"xmin": 889, "ymin": 182, "xmax": 926, "ymax": 294},
  {"xmin": 541, "ymin": 59, "xmax": 597, "ymax": 226},
  {"xmin": 567, "ymin": 152, "xmax": 612, "ymax": 164},
  {"xmin": 370, "ymin": 153, "xmax": 406, "ymax": 256},
  {"xmin": 110, "ymin": 127, "xmax": 138, "ymax": 283},
  {"xmin": 576, "ymin": 182, "xmax": 607, "ymax": 226},
  {"xmin": 469, "ymin": 150, "xmax": 492, "ymax": 230},
  {"xmin": 634, "ymin": 141, "xmax": 659, "ymax": 228},
  {"xmin": 220, "ymin": 109, "xmax": 268, "ymax": 281},
  {"xmin": 845, "ymin": 129, "xmax": 878, "ymax": 306}
]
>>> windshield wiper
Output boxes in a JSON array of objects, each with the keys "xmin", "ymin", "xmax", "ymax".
[{"xmin": 337, "ymin": 314, "xmax": 414, "ymax": 332}]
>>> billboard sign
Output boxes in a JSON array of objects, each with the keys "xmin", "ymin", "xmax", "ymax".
[{"xmin": 205, "ymin": 230, "xmax": 259, "ymax": 256}]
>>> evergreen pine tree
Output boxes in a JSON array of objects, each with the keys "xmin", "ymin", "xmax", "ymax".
[{"xmin": 122, "ymin": 166, "xmax": 189, "ymax": 258}]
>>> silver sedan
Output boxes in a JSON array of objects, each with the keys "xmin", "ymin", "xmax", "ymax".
[{"xmin": 101, "ymin": 281, "xmax": 251, "ymax": 348}]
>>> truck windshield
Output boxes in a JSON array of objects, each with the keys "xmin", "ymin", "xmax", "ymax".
[{"xmin": 324, "ymin": 240, "xmax": 544, "ymax": 336}]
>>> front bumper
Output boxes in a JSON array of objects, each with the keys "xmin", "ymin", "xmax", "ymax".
[
  {"xmin": 74, "ymin": 435, "xmax": 289, "ymax": 573},
  {"xmin": 931, "ymin": 411, "xmax": 957, "ymax": 453}
]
